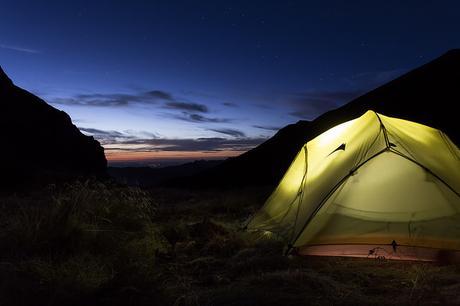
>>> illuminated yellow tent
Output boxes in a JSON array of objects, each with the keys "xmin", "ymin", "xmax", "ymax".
[{"xmin": 247, "ymin": 110, "xmax": 460, "ymax": 261}]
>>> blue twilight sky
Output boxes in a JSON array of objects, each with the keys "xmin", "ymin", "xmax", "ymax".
[{"xmin": 1, "ymin": 0, "xmax": 460, "ymax": 166}]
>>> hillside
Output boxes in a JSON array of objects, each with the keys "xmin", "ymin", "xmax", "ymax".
[
  {"xmin": 175, "ymin": 49, "xmax": 460, "ymax": 187},
  {"xmin": 0, "ymin": 66, "xmax": 107, "ymax": 190}
]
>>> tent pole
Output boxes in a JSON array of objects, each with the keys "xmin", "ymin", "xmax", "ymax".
[{"xmin": 288, "ymin": 147, "xmax": 389, "ymax": 249}]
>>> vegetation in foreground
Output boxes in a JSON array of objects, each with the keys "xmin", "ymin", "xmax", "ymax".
[{"xmin": 1, "ymin": 181, "xmax": 460, "ymax": 306}]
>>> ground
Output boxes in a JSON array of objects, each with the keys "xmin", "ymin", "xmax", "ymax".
[{"xmin": 1, "ymin": 181, "xmax": 459, "ymax": 305}]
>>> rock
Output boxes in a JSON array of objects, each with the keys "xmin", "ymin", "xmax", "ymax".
[{"xmin": 0, "ymin": 66, "xmax": 107, "ymax": 190}]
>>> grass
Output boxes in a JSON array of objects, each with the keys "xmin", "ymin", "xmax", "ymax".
[
  {"xmin": 0, "ymin": 181, "xmax": 168, "ymax": 305},
  {"xmin": 1, "ymin": 181, "xmax": 460, "ymax": 305}
]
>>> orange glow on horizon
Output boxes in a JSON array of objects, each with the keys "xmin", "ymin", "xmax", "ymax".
[{"xmin": 105, "ymin": 150, "xmax": 244, "ymax": 162}]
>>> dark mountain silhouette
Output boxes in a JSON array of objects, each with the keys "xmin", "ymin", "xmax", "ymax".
[
  {"xmin": 0, "ymin": 66, "xmax": 107, "ymax": 189},
  {"xmin": 168, "ymin": 49, "xmax": 459, "ymax": 187},
  {"xmin": 108, "ymin": 160, "xmax": 223, "ymax": 187}
]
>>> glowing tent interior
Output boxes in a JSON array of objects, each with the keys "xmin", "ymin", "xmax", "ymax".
[{"xmin": 247, "ymin": 110, "xmax": 460, "ymax": 261}]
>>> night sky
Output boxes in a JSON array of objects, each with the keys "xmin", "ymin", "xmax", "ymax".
[{"xmin": 2, "ymin": 1, "xmax": 460, "ymax": 166}]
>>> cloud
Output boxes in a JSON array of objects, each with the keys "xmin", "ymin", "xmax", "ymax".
[
  {"xmin": 71, "ymin": 118, "xmax": 91, "ymax": 124},
  {"xmin": 173, "ymin": 113, "xmax": 232, "ymax": 123},
  {"xmin": 289, "ymin": 90, "xmax": 362, "ymax": 120},
  {"xmin": 223, "ymin": 102, "xmax": 238, "ymax": 107},
  {"xmin": 80, "ymin": 127, "xmax": 125, "ymax": 137},
  {"xmin": 52, "ymin": 90, "xmax": 173, "ymax": 107},
  {"xmin": 0, "ymin": 44, "xmax": 40, "ymax": 54},
  {"xmin": 53, "ymin": 90, "xmax": 218, "ymax": 124},
  {"xmin": 146, "ymin": 90, "xmax": 173, "ymax": 101},
  {"xmin": 82, "ymin": 127, "xmax": 266, "ymax": 153},
  {"xmin": 106, "ymin": 137, "xmax": 266, "ymax": 152},
  {"xmin": 164, "ymin": 101, "xmax": 208, "ymax": 113},
  {"xmin": 123, "ymin": 129, "xmax": 159, "ymax": 139},
  {"xmin": 79, "ymin": 127, "xmax": 158, "ymax": 145},
  {"xmin": 209, "ymin": 128, "xmax": 246, "ymax": 137},
  {"xmin": 252, "ymin": 125, "xmax": 280, "ymax": 131}
]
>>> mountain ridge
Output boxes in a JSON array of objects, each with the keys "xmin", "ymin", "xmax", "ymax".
[
  {"xmin": 168, "ymin": 49, "xmax": 459, "ymax": 187},
  {"xmin": 0, "ymin": 66, "xmax": 107, "ymax": 190}
]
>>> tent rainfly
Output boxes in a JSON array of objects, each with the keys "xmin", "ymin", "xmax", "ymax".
[{"xmin": 247, "ymin": 110, "xmax": 460, "ymax": 261}]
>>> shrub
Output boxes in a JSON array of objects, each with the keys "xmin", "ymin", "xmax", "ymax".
[{"xmin": 0, "ymin": 180, "xmax": 168, "ymax": 305}]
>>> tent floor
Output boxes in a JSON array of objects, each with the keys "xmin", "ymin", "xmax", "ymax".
[{"xmin": 298, "ymin": 244, "xmax": 460, "ymax": 262}]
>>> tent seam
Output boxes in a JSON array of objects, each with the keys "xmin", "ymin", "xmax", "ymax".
[
  {"xmin": 288, "ymin": 147, "xmax": 390, "ymax": 250},
  {"xmin": 389, "ymin": 148, "xmax": 460, "ymax": 197}
]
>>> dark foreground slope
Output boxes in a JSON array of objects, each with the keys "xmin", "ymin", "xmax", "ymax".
[
  {"xmin": 176, "ymin": 49, "xmax": 460, "ymax": 187},
  {"xmin": 2, "ymin": 185, "xmax": 459, "ymax": 306},
  {"xmin": 0, "ymin": 66, "xmax": 107, "ymax": 189}
]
